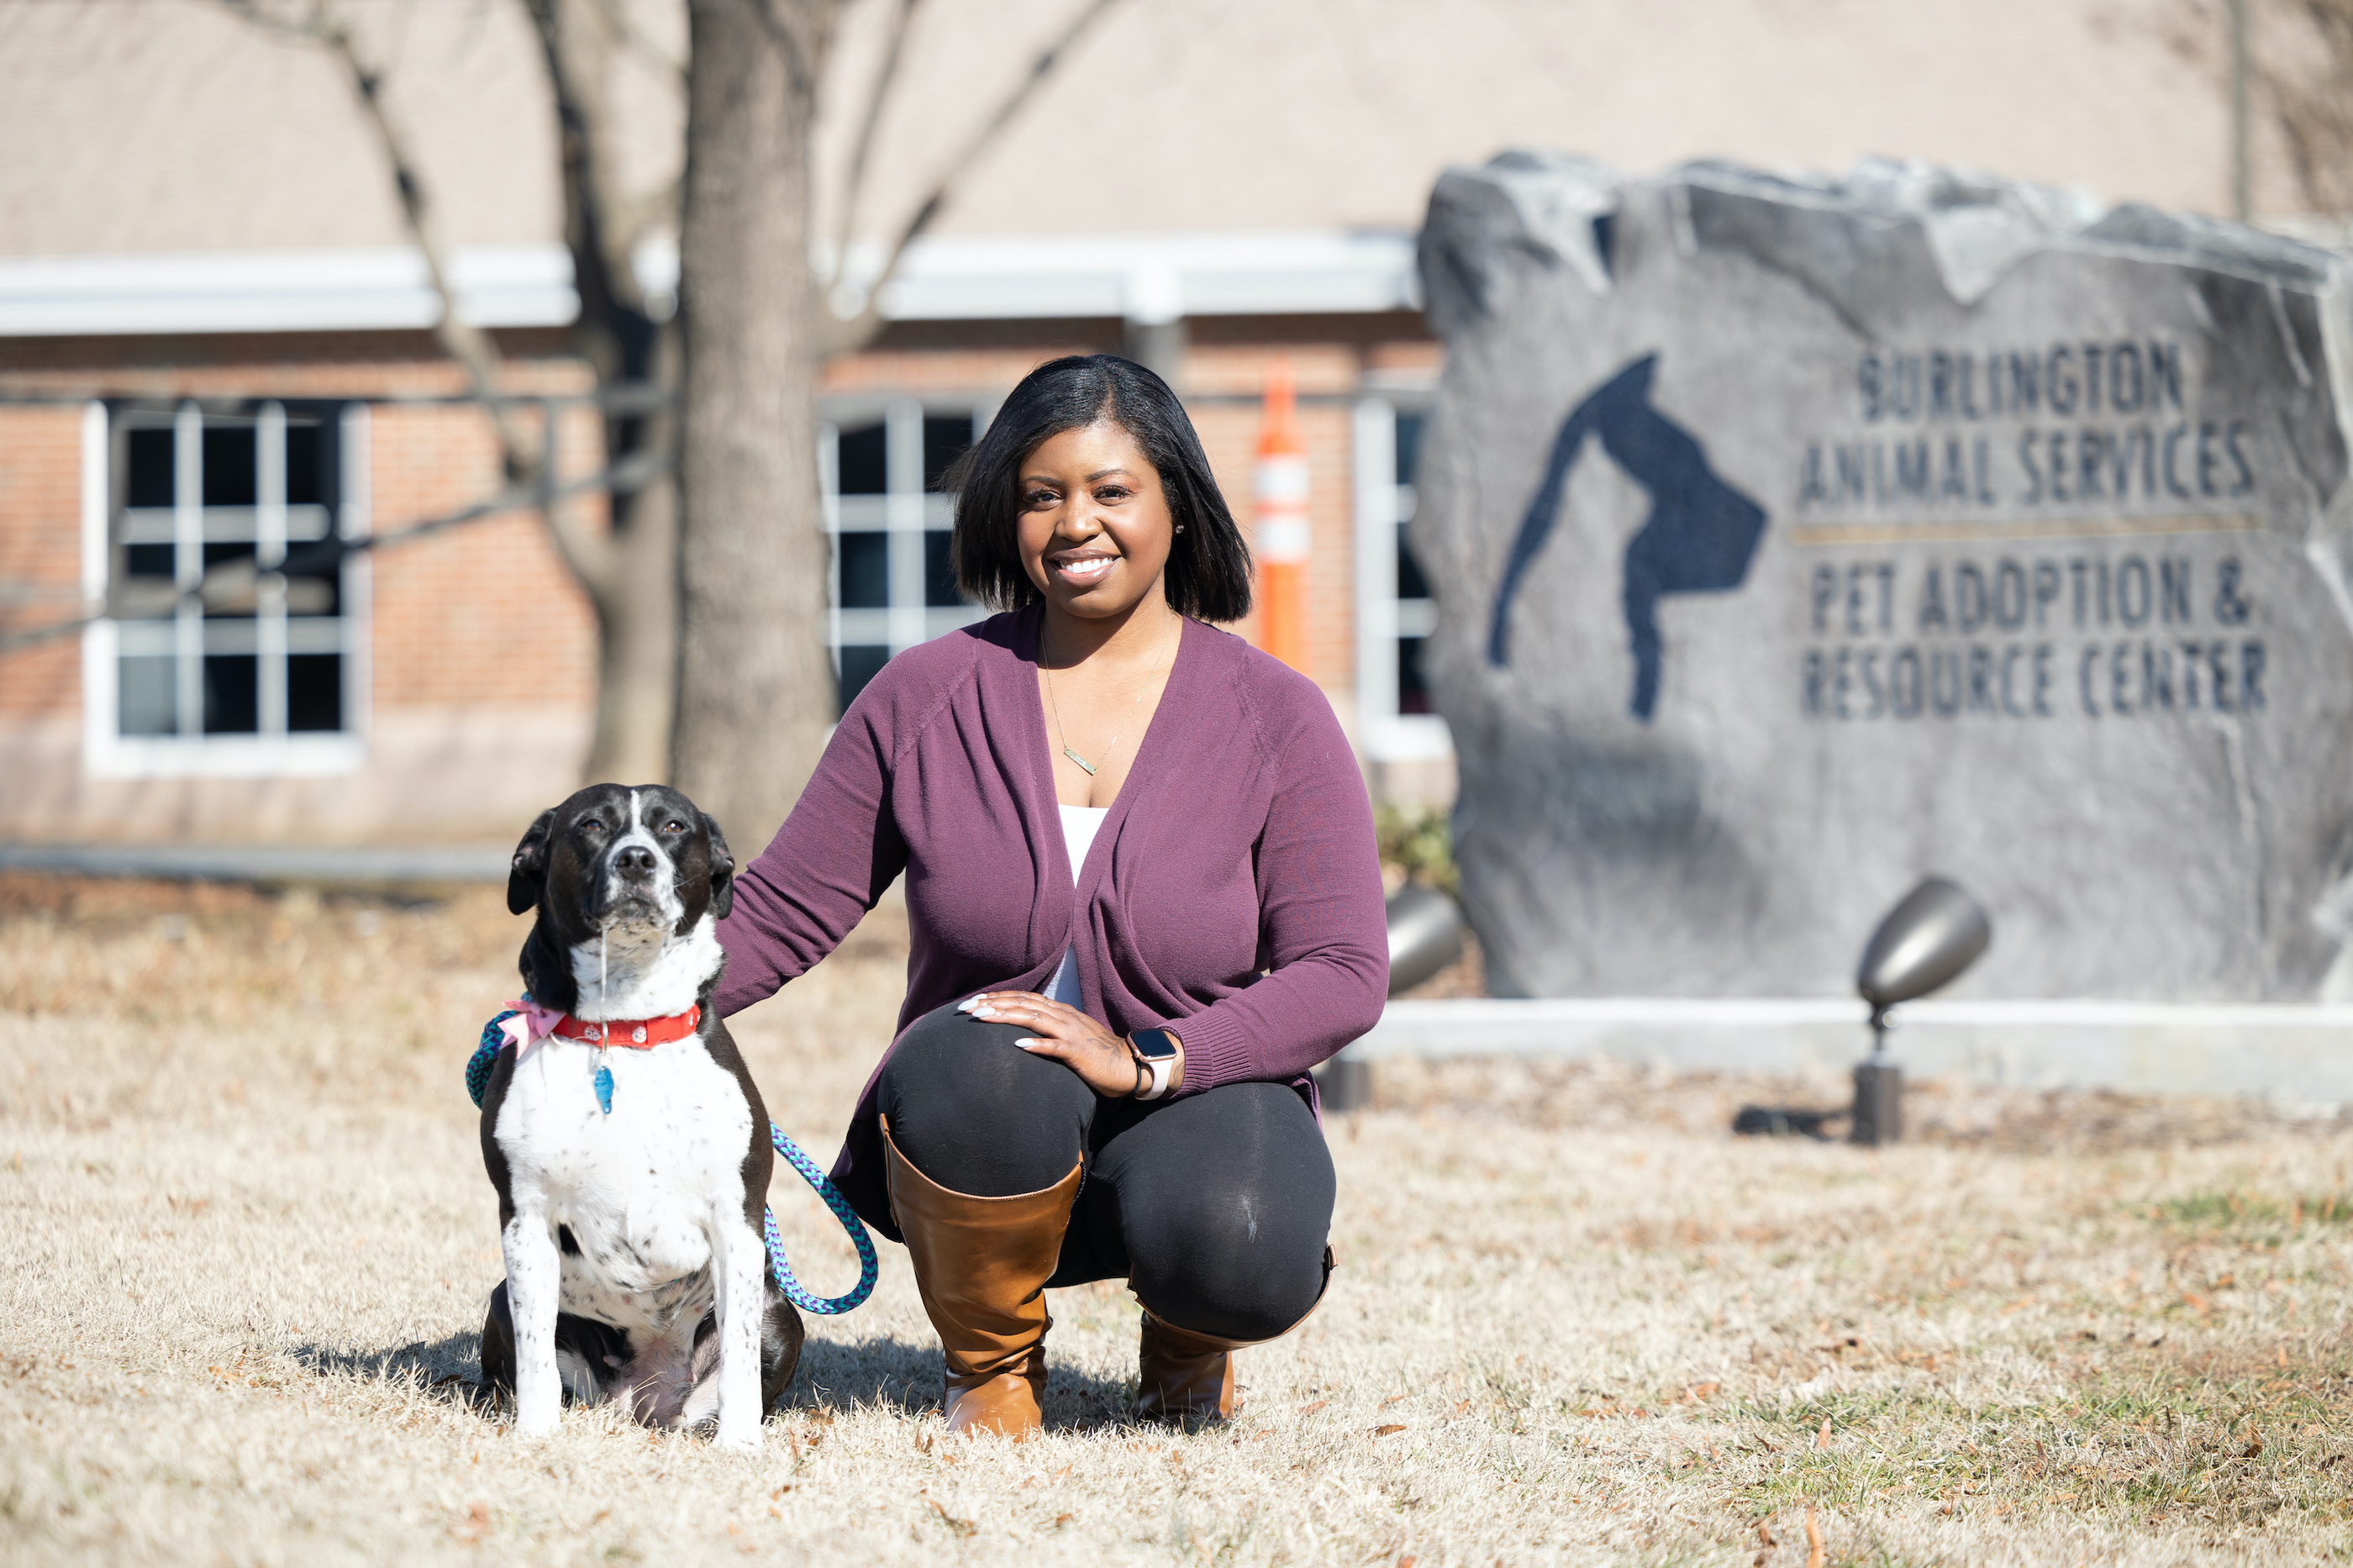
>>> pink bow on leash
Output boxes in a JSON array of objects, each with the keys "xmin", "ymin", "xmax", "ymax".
[{"xmin": 498, "ymin": 997, "xmax": 568, "ymax": 1064}]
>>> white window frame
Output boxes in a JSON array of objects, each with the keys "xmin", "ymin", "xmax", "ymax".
[
  {"xmin": 817, "ymin": 395, "xmax": 993, "ymax": 708},
  {"xmin": 1353, "ymin": 397, "xmax": 1450, "ymax": 760},
  {"xmin": 80, "ymin": 398, "xmax": 370, "ymax": 778}
]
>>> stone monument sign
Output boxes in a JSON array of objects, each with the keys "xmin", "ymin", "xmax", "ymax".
[{"xmin": 1415, "ymin": 153, "xmax": 2353, "ymax": 1001}]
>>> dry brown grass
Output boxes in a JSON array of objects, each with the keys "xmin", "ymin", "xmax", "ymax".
[{"xmin": 6, "ymin": 875, "xmax": 2353, "ymax": 1565}]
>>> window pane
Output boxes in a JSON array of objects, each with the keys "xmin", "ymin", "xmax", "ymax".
[
  {"xmin": 127, "ymin": 428, "xmax": 175, "ymax": 508},
  {"xmin": 1394, "ymin": 413, "xmax": 1426, "ymax": 488},
  {"xmin": 837, "ymin": 530, "xmax": 888, "ymax": 609},
  {"xmin": 118, "ymin": 543, "xmax": 176, "ymax": 619},
  {"xmin": 201, "ymin": 541, "xmax": 260, "ymax": 618},
  {"xmin": 923, "ymin": 415, "xmax": 972, "ymax": 492},
  {"xmin": 1398, "ymin": 636, "xmax": 1433, "ymax": 716},
  {"xmin": 284, "ymin": 422, "xmax": 324, "ymax": 506},
  {"xmin": 1396, "ymin": 523, "xmax": 1430, "ymax": 602},
  {"xmin": 203, "ymin": 424, "xmax": 257, "ymax": 507},
  {"xmin": 836, "ymin": 423, "xmax": 887, "ymax": 496},
  {"xmin": 837, "ymin": 645, "xmax": 889, "ymax": 715},
  {"xmin": 287, "ymin": 654, "xmax": 343, "ymax": 732},
  {"xmin": 118, "ymin": 655, "xmax": 177, "ymax": 735},
  {"xmin": 203, "ymin": 654, "xmax": 259, "ymax": 734},
  {"xmin": 924, "ymin": 531, "xmax": 967, "ymax": 608},
  {"xmin": 282, "ymin": 566, "xmax": 341, "ymax": 618}
]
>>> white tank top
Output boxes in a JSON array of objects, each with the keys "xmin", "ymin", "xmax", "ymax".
[{"xmin": 1046, "ymin": 805, "xmax": 1108, "ymax": 1008}]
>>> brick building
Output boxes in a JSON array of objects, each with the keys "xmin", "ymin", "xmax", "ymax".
[{"xmin": 0, "ymin": 0, "xmax": 2291, "ymax": 846}]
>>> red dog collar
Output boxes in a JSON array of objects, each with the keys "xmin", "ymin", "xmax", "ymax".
[{"xmin": 551, "ymin": 1006, "xmax": 702, "ymax": 1049}]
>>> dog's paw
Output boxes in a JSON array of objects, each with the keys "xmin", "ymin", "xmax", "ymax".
[
  {"xmin": 711, "ymin": 1423, "xmax": 761, "ymax": 1454},
  {"xmin": 514, "ymin": 1408, "xmax": 561, "ymax": 1439}
]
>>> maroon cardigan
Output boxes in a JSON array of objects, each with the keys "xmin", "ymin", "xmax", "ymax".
[{"xmin": 712, "ymin": 604, "xmax": 1388, "ymax": 1223}]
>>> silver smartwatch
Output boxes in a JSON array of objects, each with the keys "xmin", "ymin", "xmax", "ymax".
[{"xmin": 1128, "ymin": 1028, "xmax": 1182, "ymax": 1101}]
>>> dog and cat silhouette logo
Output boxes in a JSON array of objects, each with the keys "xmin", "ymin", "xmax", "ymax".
[{"xmin": 1485, "ymin": 355, "xmax": 1768, "ymax": 721}]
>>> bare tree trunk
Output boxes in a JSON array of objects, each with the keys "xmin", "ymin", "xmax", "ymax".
[{"xmin": 673, "ymin": 0, "xmax": 837, "ymax": 851}]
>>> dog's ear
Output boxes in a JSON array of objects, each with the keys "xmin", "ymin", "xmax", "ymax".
[
  {"xmin": 703, "ymin": 812, "xmax": 736, "ymax": 921},
  {"xmin": 508, "ymin": 808, "xmax": 556, "ymax": 916}
]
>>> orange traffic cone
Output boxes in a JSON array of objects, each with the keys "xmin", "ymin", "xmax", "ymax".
[{"xmin": 1255, "ymin": 360, "xmax": 1309, "ymax": 673}]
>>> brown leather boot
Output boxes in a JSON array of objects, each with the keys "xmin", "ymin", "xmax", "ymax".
[
  {"xmin": 881, "ymin": 1117, "xmax": 1081, "ymax": 1439},
  {"xmin": 1134, "ymin": 1246, "xmax": 1334, "ymax": 1423}
]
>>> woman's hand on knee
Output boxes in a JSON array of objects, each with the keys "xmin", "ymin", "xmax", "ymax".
[{"xmin": 959, "ymin": 992, "xmax": 1141, "ymax": 1098}]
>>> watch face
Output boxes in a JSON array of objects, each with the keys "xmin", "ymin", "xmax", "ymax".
[{"xmin": 1130, "ymin": 1028, "xmax": 1180, "ymax": 1062}]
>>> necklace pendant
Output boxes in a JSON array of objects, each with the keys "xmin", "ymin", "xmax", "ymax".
[
  {"xmin": 593, "ymin": 1052, "xmax": 613, "ymax": 1115},
  {"xmin": 1063, "ymin": 746, "xmax": 1098, "ymax": 776}
]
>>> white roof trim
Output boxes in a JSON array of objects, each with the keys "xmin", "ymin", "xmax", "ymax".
[
  {"xmin": 0, "ymin": 230, "xmax": 1421, "ymax": 338},
  {"xmin": 832, "ymin": 229, "xmax": 1421, "ymax": 322},
  {"xmin": 0, "ymin": 245, "xmax": 576, "ymax": 338}
]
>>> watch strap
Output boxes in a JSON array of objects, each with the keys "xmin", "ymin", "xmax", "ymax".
[{"xmin": 1128, "ymin": 1031, "xmax": 1179, "ymax": 1101}]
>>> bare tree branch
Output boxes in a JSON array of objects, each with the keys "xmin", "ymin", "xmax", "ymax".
[
  {"xmin": 748, "ymin": 0, "xmax": 827, "ymax": 106},
  {"xmin": 211, "ymin": 0, "xmax": 543, "ymax": 485},
  {"xmin": 826, "ymin": 0, "xmax": 921, "ymax": 298},
  {"xmin": 819, "ymin": 0, "xmax": 1124, "ymax": 354},
  {"xmin": 524, "ymin": 0, "xmax": 645, "ymax": 322},
  {"xmin": 0, "ymin": 444, "xmax": 671, "ymax": 660},
  {"xmin": 2268, "ymin": 0, "xmax": 2353, "ymax": 213},
  {"xmin": 608, "ymin": 179, "xmax": 683, "ymax": 259},
  {"xmin": 586, "ymin": 0, "xmax": 686, "ymax": 83}
]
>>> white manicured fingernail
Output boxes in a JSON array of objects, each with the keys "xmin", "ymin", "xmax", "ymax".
[
  {"xmin": 971, "ymin": 1006, "xmax": 997, "ymax": 1019},
  {"xmin": 955, "ymin": 997, "xmax": 980, "ymax": 1013},
  {"xmin": 1014, "ymin": 1039, "xmax": 1044, "ymax": 1050}
]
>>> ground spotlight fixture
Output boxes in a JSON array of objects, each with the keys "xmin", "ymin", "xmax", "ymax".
[
  {"xmin": 1384, "ymin": 882, "xmax": 1466, "ymax": 996},
  {"xmin": 1850, "ymin": 876, "xmax": 1992, "ymax": 1147},
  {"xmin": 1314, "ymin": 883, "xmax": 1467, "ymax": 1115}
]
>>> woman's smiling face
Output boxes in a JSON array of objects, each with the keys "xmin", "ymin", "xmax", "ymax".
[{"xmin": 1016, "ymin": 419, "xmax": 1174, "ymax": 623}]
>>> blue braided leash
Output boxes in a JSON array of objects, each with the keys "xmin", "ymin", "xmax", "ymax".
[{"xmin": 470, "ymin": 1006, "xmax": 878, "ymax": 1316}]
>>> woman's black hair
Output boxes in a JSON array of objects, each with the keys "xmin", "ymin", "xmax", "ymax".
[{"xmin": 947, "ymin": 354, "xmax": 1253, "ymax": 622}]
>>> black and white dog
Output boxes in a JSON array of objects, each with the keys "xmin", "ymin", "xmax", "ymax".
[{"xmin": 478, "ymin": 783, "xmax": 802, "ymax": 1449}]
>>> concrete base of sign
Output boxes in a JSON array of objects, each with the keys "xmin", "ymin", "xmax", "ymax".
[{"xmin": 1349, "ymin": 997, "xmax": 2353, "ymax": 1105}]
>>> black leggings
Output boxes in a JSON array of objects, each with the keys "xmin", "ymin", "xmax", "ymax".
[{"xmin": 870, "ymin": 1002, "xmax": 1335, "ymax": 1342}]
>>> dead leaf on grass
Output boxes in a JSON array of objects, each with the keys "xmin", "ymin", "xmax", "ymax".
[
  {"xmin": 1297, "ymin": 1400, "xmax": 1327, "ymax": 1416},
  {"xmin": 928, "ymin": 1499, "xmax": 976, "ymax": 1539},
  {"xmin": 1803, "ymin": 1507, "xmax": 1825, "ymax": 1568},
  {"xmin": 1374, "ymin": 1423, "xmax": 1408, "ymax": 1437},
  {"xmin": 1814, "ymin": 1418, "xmax": 1832, "ymax": 1449}
]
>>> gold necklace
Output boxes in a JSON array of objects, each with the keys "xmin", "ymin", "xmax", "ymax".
[{"xmin": 1042, "ymin": 624, "xmax": 1178, "ymax": 778}]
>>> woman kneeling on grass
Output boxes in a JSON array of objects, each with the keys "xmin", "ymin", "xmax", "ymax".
[{"xmin": 713, "ymin": 354, "xmax": 1388, "ymax": 1438}]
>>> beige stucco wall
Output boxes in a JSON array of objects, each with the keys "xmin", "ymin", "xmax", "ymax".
[{"xmin": 0, "ymin": 0, "xmax": 2304, "ymax": 261}]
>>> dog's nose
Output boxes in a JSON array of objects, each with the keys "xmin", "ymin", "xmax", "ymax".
[{"xmin": 615, "ymin": 845, "xmax": 657, "ymax": 878}]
